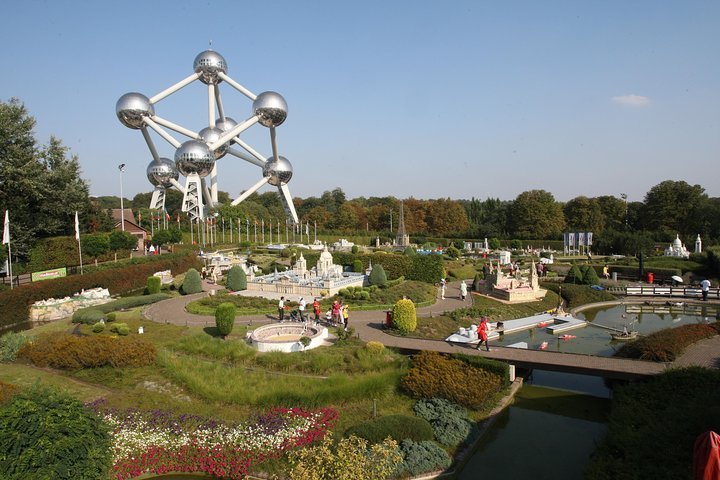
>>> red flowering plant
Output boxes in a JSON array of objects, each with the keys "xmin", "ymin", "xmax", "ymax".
[{"xmin": 87, "ymin": 400, "xmax": 338, "ymax": 480}]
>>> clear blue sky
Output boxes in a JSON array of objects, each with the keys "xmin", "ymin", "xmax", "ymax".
[{"xmin": 2, "ymin": 0, "xmax": 718, "ymax": 204}]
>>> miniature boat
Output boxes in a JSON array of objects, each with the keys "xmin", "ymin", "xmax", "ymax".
[
  {"xmin": 610, "ymin": 331, "xmax": 638, "ymax": 341},
  {"xmin": 538, "ymin": 341, "xmax": 549, "ymax": 350},
  {"xmin": 537, "ymin": 321, "xmax": 550, "ymax": 328},
  {"xmin": 558, "ymin": 334, "xmax": 576, "ymax": 340}
]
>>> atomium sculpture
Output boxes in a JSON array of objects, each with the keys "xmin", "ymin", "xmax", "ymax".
[{"xmin": 116, "ymin": 50, "xmax": 299, "ymax": 224}]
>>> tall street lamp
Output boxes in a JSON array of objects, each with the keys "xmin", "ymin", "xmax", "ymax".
[
  {"xmin": 119, "ymin": 164, "xmax": 126, "ymax": 231},
  {"xmin": 620, "ymin": 193, "xmax": 628, "ymax": 229}
]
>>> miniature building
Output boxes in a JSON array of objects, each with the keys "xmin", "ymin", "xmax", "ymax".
[
  {"xmin": 245, "ymin": 245, "xmax": 365, "ymax": 297},
  {"xmin": 664, "ymin": 234, "xmax": 690, "ymax": 259},
  {"xmin": 111, "ymin": 209, "xmax": 148, "ymax": 251},
  {"xmin": 695, "ymin": 234, "xmax": 702, "ymax": 254},
  {"xmin": 483, "ymin": 260, "xmax": 547, "ymax": 303},
  {"xmin": 395, "ymin": 201, "xmax": 410, "ymax": 247}
]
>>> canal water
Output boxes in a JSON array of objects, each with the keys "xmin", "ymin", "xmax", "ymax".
[
  {"xmin": 459, "ymin": 371, "xmax": 611, "ymax": 480},
  {"xmin": 489, "ymin": 303, "xmax": 718, "ymax": 355}
]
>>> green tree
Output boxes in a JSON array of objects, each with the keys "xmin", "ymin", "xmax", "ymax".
[
  {"xmin": 369, "ymin": 264, "xmax": 388, "ymax": 286},
  {"xmin": 108, "ymin": 230, "xmax": 137, "ymax": 252},
  {"xmin": 0, "ymin": 384, "xmax": 112, "ymax": 479},
  {"xmin": 352, "ymin": 259, "xmax": 364, "ymax": 273},
  {"xmin": 146, "ymin": 275, "xmax": 161, "ymax": 294},
  {"xmin": 226, "ymin": 265, "xmax": 247, "ymax": 291},
  {"xmin": 403, "ymin": 246, "xmax": 417, "ymax": 256},
  {"xmin": 596, "ymin": 195, "xmax": 627, "ymax": 232},
  {"xmin": 507, "ymin": 190, "xmax": 565, "ymax": 240},
  {"xmin": 564, "ymin": 264, "xmax": 584, "ymax": 284},
  {"xmin": 151, "ymin": 228, "xmax": 181, "ymax": 247},
  {"xmin": 641, "ymin": 180, "xmax": 708, "ymax": 237},
  {"xmin": 215, "ymin": 302, "xmax": 236, "ymax": 339},
  {"xmin": 581, "ymin": 265, "xmax": 600, "ymax": 285},
  {"xmin": 488, "ymin": 238, "xmax": 501, "ymax": 250},
  {"xmin": 80, "ymin": 233, "xmax": 109, "ymax": 259},
  {"xmin": 445, "ymin": 245, "xmax": 461, "ymax": 259},
  {"xmin": 564, "ymin": 196, "xmax": 604, "ymax": 233}
]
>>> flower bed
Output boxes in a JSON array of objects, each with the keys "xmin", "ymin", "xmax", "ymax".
[{"xmin": 88, "ymin": 401, "xmax": 338, "ymax": 480}]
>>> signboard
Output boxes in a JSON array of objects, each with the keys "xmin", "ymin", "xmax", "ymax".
[{"xmin": 31, "ymin": 267, "xmax": 67, "ymax": 282}]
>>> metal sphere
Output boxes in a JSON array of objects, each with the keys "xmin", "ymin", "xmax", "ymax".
[
  {"xmin": 116, "ymin": 92, "xmax": 155, "ymax": 129},
  {"xmin": 146, "ymin": 157, "xmax": 179, "ymax": 188},
  {"xmin": 253, "ymin": 91, "xmax": 288, "ymax": 127},
  {"xmin": 263, "ymin": 155, "xmax": 293, "ymax": 186},
  {"xmin": 198, "ymin": 126, "xmax": 228, "ymax": 159},
  {"xmin": 215, "ymin": 116, "xmax": 237, "ymax": 133},
  {"xmin": 193, "ymin": 50, "xmax": 227, "ymax": 85},
  {"xmin": 174, "ymin": 140, "xmax": 216, "ymax": 177}
]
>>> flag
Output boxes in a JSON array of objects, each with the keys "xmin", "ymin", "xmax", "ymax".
[
  {"xmin": 177, "ymin": 212, "xmax": 180, "ymax": 223},
  {"xmin": 74, "ymin": 211, "xmax": 80, "ymax": 241},
  {"xmin": 2, "ymin": 210, "xmax": 9, "ymax": 245},
  {"xmin": 166, "ymin": 211, "xmax": 171, "ymax": 221},
  {"xmin": 138, "ymin": 212, "xmax": 142, "ymax": 222},
  {"xmin": 305, "ymin": 221, "xmax": 309, "ymax": 235}
]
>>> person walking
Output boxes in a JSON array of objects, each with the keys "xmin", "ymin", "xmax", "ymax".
[
  {"xmin": 342, "ymin": 303, "xmax": 350, "ymax": 330},
  {"xmin": 440, "ymin": 278, "xmax": 446, "ymax": 299},
  {"xmin": 460, "ymin": 280, "xmax": 468, "ymax": 301},
  {"xmin": 332, "ymin": 300, "xmax": 341, "ymax": 326},
  {"xmin": 701, "ymin": 278, "xmax": 712, "ymax": 301},
  {"xmin": 312, "ymin": 298, "xmax": 322, "ymax": 322},
  {"xmin": 477, "ymin": 317, "xmax": 490, "ymax": 351},
  {"xmin": 278, "ymin": 296, "xmax": 285, "ymax": 322},
  {"xmin": 298, "ymin": 297, "xmax": 307, "ymax": 322}
]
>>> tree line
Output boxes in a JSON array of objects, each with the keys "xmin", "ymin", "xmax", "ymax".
[{"xmin": 3, "ymin": 98, "xmax": 719, "ymax": 264}]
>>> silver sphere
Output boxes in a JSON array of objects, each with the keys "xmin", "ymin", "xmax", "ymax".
[
  {"xmin": 215, "ymin": 116, "xmax": 237, "ymax": 133},
  {"xmin": 198, "ymin": 126, "xmax": 228, "ymax": 159},
  {"xmin": 174, "ymin": 140, "xmax": 216, "ymax": 177},
  {"xmin": 263, "ymin": 155, "xmax": 293, "ymax": 186},
  {"xmin": 253, "ymin": 91, "xmax": 288, "ymax": 127},
  {"xmin": 193, "ymin": 50, "xmax": 227, "ymax": 85},
  {"xmin": 116, "ymin": 92, "xmax": 155, "ymax": 129},
  {"xmin": 146, "ymin": 158, "xmax": 179, "ymax": 188}
]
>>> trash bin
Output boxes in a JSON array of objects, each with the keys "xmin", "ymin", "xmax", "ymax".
[
  {"xmin": 612, "ymin": 272, "xmax": 617, "ymax": 281},
  {"xmin": 385, "ymin": 310, "xmax": 393, "ymax": 328},
  {"xmin": 647, "ymin": 272, "xmax": 654, "ymax": 284}
]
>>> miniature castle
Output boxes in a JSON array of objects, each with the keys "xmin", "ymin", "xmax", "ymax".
[{"xmin": 483, "ymin": 259, "xmax": 547, "ymax": 303}]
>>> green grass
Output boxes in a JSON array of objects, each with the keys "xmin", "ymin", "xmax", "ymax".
[{"xmin": 0, "ymin": 363, "xmax": 110, "ymax": 401}]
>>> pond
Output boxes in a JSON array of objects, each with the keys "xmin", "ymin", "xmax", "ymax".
[
  {"xmin": 489, "ymin": 302, "xmax": 718, "ymax": 356},
  {"xmin": 459, "ymin": 371, "xmax": 610, "ymax": 480}
]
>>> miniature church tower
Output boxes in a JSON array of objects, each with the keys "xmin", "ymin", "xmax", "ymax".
[
  {"xmin": 294, "ymin": 252, "xmax": 307, "ymax": 276},
  {"xmin": 695, "ymin": 234, "xmax": 702, "ymax": 254},
  {"xmin": 395, "ymin": 200, "xmax": 410, "ymax": 247}
]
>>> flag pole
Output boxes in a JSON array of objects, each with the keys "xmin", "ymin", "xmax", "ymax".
[
  {"xmin": 75, "ymin": 211, "xmax": 84, "ymax": 275},
  {"xmin": 3, "ymin": 210, "xmax": 13, "ymax": 290}
]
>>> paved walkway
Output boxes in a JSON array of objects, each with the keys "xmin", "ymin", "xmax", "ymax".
[{"xmin": 142, "ymin": 280, "xmax": 720, "ymax": 375}]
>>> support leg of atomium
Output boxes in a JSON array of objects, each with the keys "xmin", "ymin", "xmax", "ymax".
[
  {"xmin": 182, "ymin": 173, "xmax": 204, "ymax": 222},
  {"xmin": 149, "ymin": 188, "xmax": 166, "ymax": 211}
]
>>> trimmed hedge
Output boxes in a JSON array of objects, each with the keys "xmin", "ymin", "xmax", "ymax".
[
  {"xmin": 401, "ymin": 351, "xmax": 505, "ymax": 409},
  {"xmin": 182, "ymin": 268, "xmax": 203, "ymax": 294},
  {"xmin": 71, "ymin": 308, "xmax": 106, "ymax": 325},
  {"xmin": 18, "ymin": 333, "xmax": 156, "ymax": 369},
  {"xmin": 368, "ymin": 264, "xmax": 388, "ymax": 286},
  {"xmin": 226, "ymin": 266, "xmax": 247, "ymax": 292},
  {"xmin": 396, "ymin": 440, "xmax": 452, "ymax": 477},
  {"xmin": 0, "ymin": 253, "xmax": 200, "ymax": 332},
  {"xmin": 344, "ymin": 414, "xmax": 434, "ymax": 443},
  {"xmin": 71, "ymin": 293, "xmax": 172, "ymax": 324},
  {"xmin": 146, "ymin": 276, "xmax": 161, "ymax": 294},
  {"xmin": 215, "ymin": 302, "xmax": 237, "ymax": 338},
  {"xmin": 413, "ymin": 397, "xmax": 479, "ymax": 447},
  {"xmin": 615, "ymin": 322, "xmax": 720, "ymax": 362},
  {"xmin": 392, "ymin": 298, "xmax": 417, "ymax": 334},
  {"xmin": 543, "ymin": 283, "xmax": 616, "ymax": 308}
]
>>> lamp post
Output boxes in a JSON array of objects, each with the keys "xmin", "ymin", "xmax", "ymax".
[{"xmin": 119, "ymin": 164, "xmax": 126, "ymax": 231}]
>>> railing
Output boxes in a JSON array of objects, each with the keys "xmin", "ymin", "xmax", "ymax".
[{"xmin": 625, "ymin": 285, "xmax": 720, "ymax": 299}]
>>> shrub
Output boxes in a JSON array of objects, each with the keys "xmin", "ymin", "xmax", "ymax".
[
  {"xmin": 0, "ymin": 332, "xmax": 27, "ymax": 362},
  {"xmin": 226, "ymin": 265, "xmax": 247, "ymax": 292},
  {"xmin": 146, "ymin": 275, "xmax": 161, "ymax": 294},
  {"xmin": 582, "ymin": 265, "xmax": 601, "ymax": 285},
  {"xmin": 0, "ymin": 381, "xmax": 18, "ymax": 406},
  {"xmin": 181, "ymin": 268, "xmax": 203, "ymax": 294},
  {"xmin": 345, "ymin": 415, "xmax": 434, "ymax": 443},
  {"xmin": 397, "ymin": 440, "xmax": 452, "ymax": 477},
  {"xmin": 365, "ymin": 341, "xmax": 385, "ymax": 354},
  {"xmin": 116, "ymin": 325, "xmax": 130, "ymax": 336},
  {"xmin": 401, "ymin": 351, "xmax": 504, "ymax": 409},
  {"xmin": 403, "ymin": 246, "xmax": 416, "ymax": 256},
  {"xmin": 109, "ymin": 322, "xmax": 128, "ymax": 334},
  {"xmin": 392, "ymin": 298, "xmax": 417, "ymax": 334},
  {"xmin": 542, "ymin": 283, "xmax": 616, "ymax": 308},
  {"xmin": 564, "ymin": 263, "xmax": 584, "ymax": 284},
  {"xmin": 214, "ymin": 302, "xmax": 237, "ymax": 339},
  {"xmin": 352, "ymin": 259, "xmax": 364, "ymax": 273},
  {"xmin": 432, "ymin": 414, "xmax": 475, "ymax": 446},
  {"xmin": 106, "ymin": 312, "xmax": 116, "ymax": 322},
  {"xmin": 18, "ymin": 333, "xmax": 156, "ymax": 369},
  {"xmin": 413, "ymin": 397, "xmax": 467, "ymax": 423},
  {"xmin": 0, "ymin": 384, "xmax": 112, "ymax": 479},
  {"xmin": 92, "ymin": 322, "xmax": 105, "ymax": 333},
  {"xmin": 615, "ymin": 322, "xmax": 719, "ymax": 362},
  {"xmin": 369, "ymin": 264, "xmax": 388, "ymax": 286},
  {"xmin": 71, "ymin": 308, "xmax": 106, "ymax": 325}
]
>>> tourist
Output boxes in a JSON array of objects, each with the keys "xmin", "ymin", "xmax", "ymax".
[
  {"xmin": 460, "ymin": 280, "xmax": 468, "ymax": 301},
  {"xmin": 342, "ymin": 303, "xmax": 350, "ymax": 330},
  {"xmin": 312, "ymin": 298, "xmax": 322, "ymax": 322},
  {"xmin": 278, "ymin": 296, "xmax": 285, "ymax": 322},
  {"xmin": 298, "ymin": 297, "xmax": 307, "ymax": 322},
  {"xmin": 701, "ymin": 278, "xmax": 712, "ymax": 301},
  {"xmin": 440, "ymin": 278, "xmax": 446, "ymax": 300},
  {"xmin": 332, "ymin": 300, "xmax": 341, "ymax": 326},
  {"xmin": 603, "ymin": 265, "xmax": 610, "ymax": 280},
  {"xmin": 482, "ymin": 263, "xmax": 490, "ymax": 279},
  {"xmin": 477, "ymin": 317, "xmax": 490, "ymax": 351},
  {"xmin": 536, "ymin": 262, "xmax": 544, "ymax": 277}
]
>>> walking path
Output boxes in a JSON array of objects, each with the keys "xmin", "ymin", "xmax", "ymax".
[{"xmin": 143, "ymin": 280, "xmax": 720, "ymax": 374}]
